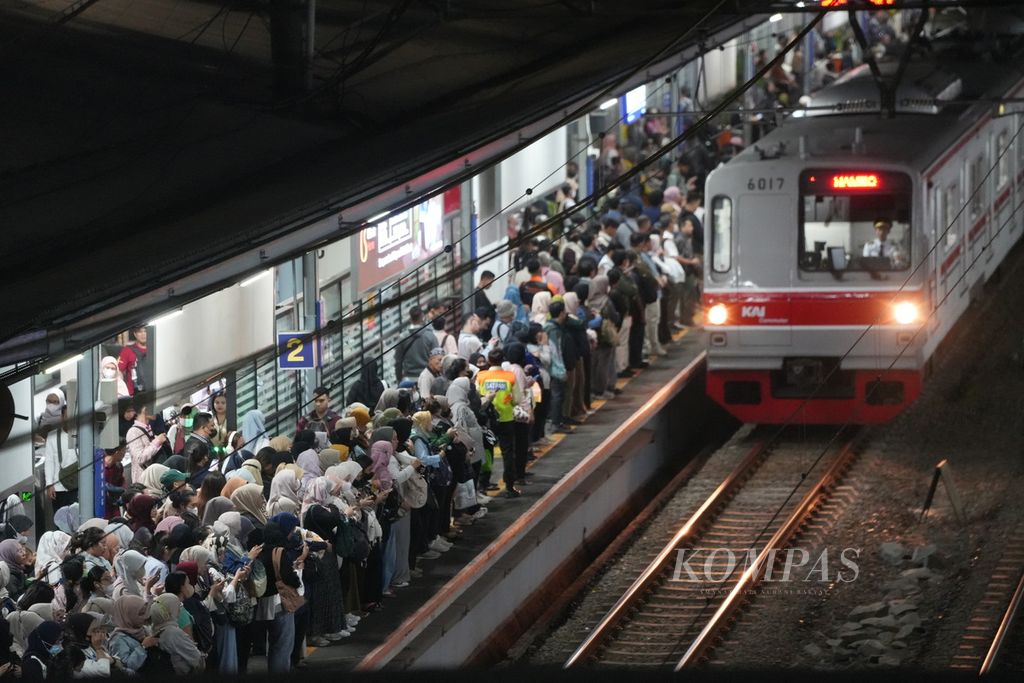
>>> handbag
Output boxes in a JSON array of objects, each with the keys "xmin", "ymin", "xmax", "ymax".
[
  {"xmin": 56, "ymin": 433, "xmax": 78, "ymax": 492},
  {"xmin": 453, "ymin": 479, "xmax": 477, "ymax": 510},
  {"xmin": 378, "ymin": 488, "xmax": 403, "ymax": 523},
  {"xmin": 400, "ymin": 472, "xmax": 428, "ymax": 509},
  {"xmin": 271, "ymin": 548, "xmax": 305, "ymax": 613}
]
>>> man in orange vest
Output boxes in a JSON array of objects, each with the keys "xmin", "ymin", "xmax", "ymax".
[{"xmin": 476, "ymin": 348, "xmax": 524, "ymax": 498}]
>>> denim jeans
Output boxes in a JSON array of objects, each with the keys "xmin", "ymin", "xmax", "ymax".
[{"xmin": 268, "ymin": 609, "xmax": 295, "ymax": 673}]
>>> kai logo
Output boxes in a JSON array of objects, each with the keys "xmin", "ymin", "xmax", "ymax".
[{"xmin": 741, "ymin": 305, "xmax": 766, "ymax": 318}]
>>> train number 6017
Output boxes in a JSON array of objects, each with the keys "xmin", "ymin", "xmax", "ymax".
[{"xmin": 747, "ymin": 177, "xmax": 784, "ymax": 191}]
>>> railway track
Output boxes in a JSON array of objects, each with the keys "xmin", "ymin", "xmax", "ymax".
[
  {"xmin": 563, "ymin": 427, "xmax": 861, "ymax": 669},
  {"xmin": 950, "ymin": 524, "xmax": 1024, "ymax": 674}
]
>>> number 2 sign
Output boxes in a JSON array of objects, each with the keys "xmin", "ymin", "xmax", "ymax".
[{"xmin": 278, "ymin": 332, "xmax": 317, "ymax": 369}]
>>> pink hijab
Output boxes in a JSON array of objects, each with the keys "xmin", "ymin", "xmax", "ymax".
[
  {"xmin": 369, "ymin": 441, "xmax": 394, "ymax": 491},
  {"xmin": 155, "ymin": 516, "xmax": 183, "ymax": 534}
]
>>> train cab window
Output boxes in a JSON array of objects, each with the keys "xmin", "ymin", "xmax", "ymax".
[
  {"xmin": 798, "ymin": 170, "xmax": 912, "ymax": 273},
  {"xmin": 996, "ymin": 131, "xmax": 1010, "ymax": 188},
  {"xmin": 711, "ymin": 196, "xmax": 732, "ymax": 273}
]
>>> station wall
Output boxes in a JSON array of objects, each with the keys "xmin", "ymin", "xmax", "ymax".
[{"xmin": 154, "ymin": 274, "xmax": 274, "ymax": 398}]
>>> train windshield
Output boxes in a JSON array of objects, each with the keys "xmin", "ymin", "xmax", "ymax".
[{"xmin": 799, "ymin": 170, "xmax": 912, "ymax": 273}]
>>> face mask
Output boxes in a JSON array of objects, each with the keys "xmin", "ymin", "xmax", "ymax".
[
  {"xmin": 16, "ymin": 535, "xmax": 27, "ymax": 544},
  {"xmin": 45, "ymin": 404, "xmax": 61, "ymax": 416},
  {"xmin": 48, "ymin": 644, "xmax": 63, "ymax": 656},
  {"xmin": 183, "ymin": 417, "xmax": 194, "ymax": 429},
  {"xmin": 102, "ymin": 368, "xmax": 117, "ymax": 379}
]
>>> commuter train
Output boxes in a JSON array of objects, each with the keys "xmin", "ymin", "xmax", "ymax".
[{"xmin": 702, "ymin": 51, "xmax": 1024, "ymax": 424}]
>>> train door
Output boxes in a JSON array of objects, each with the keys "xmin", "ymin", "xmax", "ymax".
[
  {"xmin": 964, "ymin": 149, "xmax": 989, "ymax": 277},
  {"xmin": 991, "ymin": 127, "xmax": 1014, "ymax": 259},
  {"xmin": 938, "ymin": 183, "xmax": 962, "ymax": 300},
  {"xmin": 735, "ymin": 192, "xmax": 793, "ymax": 347}
]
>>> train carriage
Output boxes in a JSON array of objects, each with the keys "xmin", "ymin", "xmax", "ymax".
[{"xmin": 703, "ymin": 55, "xmax": 1024, "ymax": 424}]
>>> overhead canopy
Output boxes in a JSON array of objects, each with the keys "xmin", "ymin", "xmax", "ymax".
[{"xmin": 0, "ymin": 0, "xmax": 762, "ymax": 361}]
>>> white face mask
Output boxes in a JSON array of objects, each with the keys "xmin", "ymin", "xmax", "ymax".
[
  {"xmin": 102, "ymin": 368, "xmax": 117, "ymax": 379},
  {"xmin": 45, "ymin": 404, "xmax": 62, "ymax": 417}
]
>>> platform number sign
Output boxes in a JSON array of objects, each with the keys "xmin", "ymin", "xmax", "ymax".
[{"xmin": 278, "ymin": 332, "xmax": 317, "ymax": 369}]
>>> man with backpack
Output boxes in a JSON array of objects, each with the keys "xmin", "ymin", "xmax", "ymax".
[
  {"xmin": 518, "ymin": 258, "xmax": 556, "ymax": 306},
  {"xmin": 491, "ymin": 300, "xmax": 527, "ymax": 348}
]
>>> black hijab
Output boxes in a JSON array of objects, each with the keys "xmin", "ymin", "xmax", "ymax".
[{"xmin": 347, "ymin": 358, "xmax": 385, "ymax": 410}]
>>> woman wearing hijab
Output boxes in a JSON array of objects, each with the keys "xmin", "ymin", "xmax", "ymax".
[
  {"xmin": 108, "ymin": 594, "xmax": 158, "ymax": 674},
  {"xmin": 230, "ymin": 484, "xmax": 267, "ymax": 527},
  {"xmin": 21, "ymin": 620, "xmax": 64, "ymax": 683},
  {"xmin": 241, "ymin": 410, "xmax": 270, "ymax": 454},
  {"xmin": 112, "ymin": 550, "xmax": 149, "ymax": 599},
  {"xmin": 267, "ymin": 468, "xmax": 302, "ymax": 517},
  {"xmin": 220, "ymin": 476, "xmax": 249, "ymax": 501},
  {"xmin": 239, "ymin": 459, "xmax": 264, "ymax": 488},
  {"xmin": 99, "ymin": 356, "xmax": 130, "ymax": 398},
  {"xmin": 148, "ymin": 593, "xmax": 203, "ymax": 674},
  {"xmin": 34, "ymin": 530, "xmax": 71, "ymax": 585},
  {"xmin": 445, "ymin": 377, "xmax": 487, "ymax": 524},
  {"xmin": 126, "ymin": 495, "xmax": 158, "ymax": 533},
  {"xmin": 295, "ymin": 448, "xmax": 322, "ymax": 487},
  {"xmin": 54, "ymin": 504, "xmax": 80, "ymax": 536},
  {"xmin": 258, "ymin": 514, "xmax": 306, "ymax": 673},
  {"xmin": 347, "ymin": 358, "xmax": 386, "ymax": 411},
  {"xmin": 586, "ymin": 273, "xmax": 619, "ymax": 398},
  {"xmin": 7, "ymin": 610, "xmax": 44, "ymax": 658},
  {"xmin": 139, "ymin": 464, "xmax": 169, "ymax": 498},
  {"xmin": 369, "ymin": 439, "xmax": 416, "ymax": 596},
  {"xmin": 42, "ymin": 389, "xmax": 77, "ymax": 510},
  {"xmin": 66, "ymin": 612, "xmax": 116, "ymax": 676},
  {"xmin": 200, "ymin": 497, "xmax": 234, "ymax": 527},
  {"xmin": 301, "ymin": 481, "xmax": 348, "ymax": 646},
  {"xmin": 530, "ymin": 290, "xmax": 552, "ymax": 324},
  {"xmin": 0, "ymin": 541, "xmax": 28, "ymax": 601},
  {"xmin": 373, "ymin": 388, "xmax": 401, "ymax": 416}
]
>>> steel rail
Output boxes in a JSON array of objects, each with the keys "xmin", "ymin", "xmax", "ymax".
[
  {"xmin": 979, "ymin": 565, "xmax": 1024, "ymax": 675},
  {"xmin": 675, "ymin": 430, "xmax": 860, "ymax": 669},
  {"xmin": 562, "ymin": 437, "xmax": 771, "ymax": 667}
]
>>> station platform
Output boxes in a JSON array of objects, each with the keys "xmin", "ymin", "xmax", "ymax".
[{"xmin": 301, "ymin": 328, "xmax": 707, "ymax": 670}]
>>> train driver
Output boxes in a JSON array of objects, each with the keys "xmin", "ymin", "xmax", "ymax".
[{"xmin": 862, "ymin": 218, "xmax": 907, "ymax": 268}]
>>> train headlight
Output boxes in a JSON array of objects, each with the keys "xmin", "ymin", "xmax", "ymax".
[
  {"xmin": 893, "ymin": 302, "xmax": 919, "ymax": 325},
  {"xmin": 707, "ymin": 304, "xmax": 728, "ymax": 326}
]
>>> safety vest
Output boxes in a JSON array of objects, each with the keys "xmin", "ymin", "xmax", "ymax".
[{"xmin": 476, "ymin": 368, "xmax": 516, "ymax": 423}]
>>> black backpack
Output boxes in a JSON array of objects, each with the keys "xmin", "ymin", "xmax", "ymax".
[
  {"xmin": 635, "ymin": 267, "xmax": 660, "ymax": 304},
  {"xmin": 139, "ymin": 644, "xmax": 173, "ymax": 674},
  {"xmin": 519, "ymin": 280, "xmax": 549, "ymax": 306}
]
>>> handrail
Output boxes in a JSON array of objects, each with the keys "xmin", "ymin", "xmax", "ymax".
[
  {"xmin": 563, "ymin": 437, "xmax": 770, "ymax": 667},
  {"xmin": 979, "ymin": 565, "xmax": 1024, "ymax": 675},
  {"xmin": 675, "ymin": 431, "xmax": 859, "ymax": 669}
]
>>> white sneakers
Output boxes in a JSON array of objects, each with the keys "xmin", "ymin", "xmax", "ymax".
[
  {"xmin": 471, "ymin": 507, "xmax": 488, "ymax": 520},
  {"xmin": 325, "ymin": 630, "xmax": 351, "ymax": 641},
  {"xmin": 345, "ymin": 614, "xmax": 361, "ymax": 628},
  {"xmin": 476, "ymin": 493, "xmax": 491, "ymax": 506},
  {"xmin": 429, "ymin": 538, "xmax": 452, "ymax": 552}
]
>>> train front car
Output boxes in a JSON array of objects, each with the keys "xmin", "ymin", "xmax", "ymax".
[{"xmin": 703, "ymin": 141, "xmax": 927, "ymax": 425}]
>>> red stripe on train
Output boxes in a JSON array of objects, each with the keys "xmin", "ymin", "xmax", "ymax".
[
  {"xmin": 941, "ymin": 245, "xmax": 961, "ymax": 276},
  {"xmin": 703, "ymin": 290, "xmax": 920, "ymax": 326},
  {"xmin": 969, "ymin": 214, "xmax": 989, "ymax": 242}
]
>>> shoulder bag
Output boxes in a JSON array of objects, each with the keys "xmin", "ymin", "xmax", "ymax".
[
  {"xmin": 56, "ymin": 433, "xmax": 78, "ymax": 491},
  {"xmin": 271, "ymin": 548, "xmax": 305, "ymax": 613}
]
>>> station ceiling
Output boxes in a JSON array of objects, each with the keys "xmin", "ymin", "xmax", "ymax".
[{"xmin": 0, "ymin": 0, "xmax": 775, "ymax": 361}]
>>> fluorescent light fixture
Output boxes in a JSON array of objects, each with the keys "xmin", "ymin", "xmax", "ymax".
[
  {"xmin": 368, "ymin": 211, "xmax": 389, "ymax": 223},
  {"xmin": 44, "ymin": 354, "xmax": 84, "ymax": 375},
  {"xmin": 795, "ymin": 1, "xmax": 805, "ymax": 7},
  {"xmin": 599, "ymin": 98, "xmax": 618, "ymax": 110},
  {"xmin": 148, "ymin": 309, "xmax": 184, "ymax": 326},
  {"xmin": 769, "ymin": 13, "xmax": 783, "ymax": 22},
  {"xmin": 240, "ymin": 269, "xmax": 272, "ymax": 287}
]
